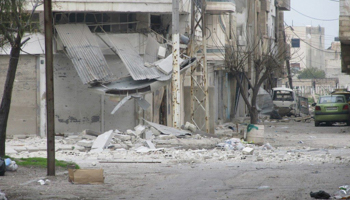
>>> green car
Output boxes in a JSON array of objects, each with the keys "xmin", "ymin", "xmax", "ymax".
[{"xmin": 314, "ymin": 95, "xmax": 350, "ymax": 126}]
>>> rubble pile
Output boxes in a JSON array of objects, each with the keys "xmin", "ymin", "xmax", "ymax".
[{"xmin": 5, "ymin": 121, "xmax": 350, "ymax": 166}]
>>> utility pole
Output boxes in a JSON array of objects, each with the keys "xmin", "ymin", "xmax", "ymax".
[
  {"xmin": 283, "ymin": 30, "xmax": 293, "ymax": 89},
  {"xmin": 190, "ymin": 0, "xmax": 211, "ymax": 133},
  {"xmin": 202, "ymin": 0, "xmax": 210, "ymax": 133},
  {"xmin": 172, "ymin": 0, "xmax": 181, "ymax": 128},
  {"xmin": 44, "ymin": 0, "xmax": 55, "ymax": 176}
]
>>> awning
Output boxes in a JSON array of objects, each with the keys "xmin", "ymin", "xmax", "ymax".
[
  {"xmin": 97, "ymin": 34, "xmax": 165, "ymax": 80},
  {"xmin": 55, "ymin": 24, "xmax": 116, "ymax": 85}
]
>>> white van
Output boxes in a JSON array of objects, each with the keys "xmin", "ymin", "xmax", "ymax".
[{"xmin": 272, "ymin": 87, "xmax": 298, "ymax": 116}]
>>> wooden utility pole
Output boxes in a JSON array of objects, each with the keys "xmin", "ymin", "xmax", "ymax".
[
  {"xmin": 283, "ymin": 30, "xmax": 293, "ymax": 89},
  {"xmin": 44, "ymin": 0, "xmax": 55, "ymax": 176},
  {"xmin": 172, "ymin": 0, "xmax": 181, "ymax": 128}
]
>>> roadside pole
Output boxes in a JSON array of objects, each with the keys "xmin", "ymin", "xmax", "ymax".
[
  {"xmin": 172, "ymin": 0, "xmax": 181, "ymax": 128},
  {"xmin": 44, "ymin": 0, "xmax": 55, "ymax": 176}
]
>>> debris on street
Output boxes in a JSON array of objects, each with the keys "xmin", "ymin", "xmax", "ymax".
[{"xmin": 310, "ymin": 190, "xmax": 330, "ymax": 199}]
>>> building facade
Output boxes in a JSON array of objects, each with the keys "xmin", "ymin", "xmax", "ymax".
[{"xmin": 0, "ymin": 0, "xmax": 290, "ymax": 136}]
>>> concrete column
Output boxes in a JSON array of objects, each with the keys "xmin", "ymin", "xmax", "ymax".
[{"xmin": 39, "ymin": 56, "xmax": 47, "ymax": 137}]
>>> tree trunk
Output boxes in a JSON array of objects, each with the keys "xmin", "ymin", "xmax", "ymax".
[
  {"xmin": 0, "ymin": 37, "xmax": 21, "ymax": 157},
  {"xmin": 250, "ymin": 106, "xmax": 259, "ymax": 124},
  {"xmin": 249, "ymin": 86, "xmax": 259, "ymax": 124}
]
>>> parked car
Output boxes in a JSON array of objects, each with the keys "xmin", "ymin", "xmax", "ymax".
[
  {"xmin": 272, "ymin": 87, "xmax": 298, "ymax": 116},
  {"xmin": 313, "ymin": 95, "xmax": 350, "ymax": 126}
]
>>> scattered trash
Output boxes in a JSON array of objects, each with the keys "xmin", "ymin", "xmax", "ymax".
[
  {"xmin": 334, "ymin": 185, "xmax": 350, "ymax": 199},
  {"xmin": 5, "ymin": 158, "xmax": 18, "ymax": 171},
  {"xmin": 310, "ymin": 190, "xmax": 330, "ymax": 199},
  {"xmin": 38, "ymin": 179, "xmax": 50, "ymax": 185},
  {"xmin": 258, "ymin": 186, "xmax": 270, "ymax": 190},
  {"xmin": 68, "ymin": 169, "xmax": 104, "ymax": 184},
  {"xmin": 0, "ymin": 190, "xmax": 7, "ymax": 200},
  {"xmin": 262, "ymin": 143, "xmax": 273, "ymax": 150}
]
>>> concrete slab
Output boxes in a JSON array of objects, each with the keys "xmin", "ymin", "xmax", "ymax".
[
  {"xmin": 146, "ymin": 140, "xmax": 156, "ymax": 149},
  {"xmin": 27, "ymin": 147, "xmax": 46, "ymax": 152},
  {"xmin": 91, "ymin": 130, "xmax": 114, "ymax": 151},
  {"xmin": 77, "ymin": 140, "xmax": 93, "ymax": 148},
  {"xmin": 13, "ymin": 147, "xmax": 27, "ymax": 152},
  {"xmin": 5, "ymin": 147, "xmax": 18, "ymax": 154}
]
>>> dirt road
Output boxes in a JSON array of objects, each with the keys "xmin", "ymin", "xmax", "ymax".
[{"xmin": 1, "ymin": 121, "xmax": 350, "ymax": 200}]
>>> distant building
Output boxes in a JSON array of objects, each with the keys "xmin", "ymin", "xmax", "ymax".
[{"xmin": 285, "ymin": 26, "xmax": 325, "ymax": 71}]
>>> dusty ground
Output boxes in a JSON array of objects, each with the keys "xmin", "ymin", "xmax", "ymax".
[{"xmin": 1, "ymin": 121, "xmax": 350, "ymax": 200}]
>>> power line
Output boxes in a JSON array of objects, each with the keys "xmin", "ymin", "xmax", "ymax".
[
  {"xmin": 284, "ymin": 22, "xmax": 336, "ymax": 53},
  {"xmin": 291, "ymin": 7, "xmax": 339, "ymax": 21}
]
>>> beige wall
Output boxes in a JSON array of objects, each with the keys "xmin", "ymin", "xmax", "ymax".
[{"xmin": 0, "ymin": 55, "xmax": 38, "ymax": 136}]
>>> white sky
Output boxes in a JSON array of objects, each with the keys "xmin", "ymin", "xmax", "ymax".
[{"xmin": 284, "ymin": 0, "xmax": 339, "ymax": 49}]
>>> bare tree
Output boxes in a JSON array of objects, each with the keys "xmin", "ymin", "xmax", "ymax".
[
  {"xmin": 0, "ymin": 0, "xmax": 41, "ymax": 157},
  {"xmin": 222, "ymin": 21, "xmax": 286, "ymax": 124}
]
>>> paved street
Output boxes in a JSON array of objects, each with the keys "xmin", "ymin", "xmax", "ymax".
[{"xmin": 2, "ymin": 121, "xmax": 350, "ymax": 200}]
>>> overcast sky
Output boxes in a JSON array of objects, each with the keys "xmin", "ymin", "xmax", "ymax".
[{"xmin": 284, "ymin": 0, "xmax": 339, "ymax": 49}]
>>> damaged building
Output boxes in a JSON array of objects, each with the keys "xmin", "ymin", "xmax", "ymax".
[{"xmin": 0, "ymin": 0, "xmax": 290, "ymax": 137}]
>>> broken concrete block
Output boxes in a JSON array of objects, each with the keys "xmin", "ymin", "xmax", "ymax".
[
  {"xmin": 5, "ymin": 146, "xmax": 18, "ymax": 154},
  {"xmin": 64, "ymin": 135, "xmax": 82, "ymax": 144},
  {"xmin": 82, "ymin": 129, "xmax": 101, "ymax": 137},
  {"xmin": 55, "ymin": 136, "xmax": 64, "ymax": 140},
  {"xmin": 123, "ymin": 141, "xmax": 133, "ymax": 148},
  {"xmin": 13, "ymin": 135, "xmax": 29, "ymax": 139},
  {"xmin": 157, "ymin": 134, "xmax": 176, "ymax": 140},
  {"xmin": 81, "ymin": 135, "xmax": 97, "ymax": 140},
  {"xmin": 91, "ymin": 130, "xmax": 114, "ymax": 152},
  {"xmin": 27, "ymin": 147, "xmax": 46, "ymax": 152},
  {"xmin": 56, "ymin": 147, "xmax": 74, "ymax": 151},
  {"xmin": 215, "ymin": 129, "xmax": 234, "ymax": 137},
  {"xmin": 150, "ymin": 127, "xmax": 161, "ymax": 136},
  {"xmin": 77, "ymin": 140, "xmax": 93, "ymax": 148},
  {"xmin": 13, "ymin": 147, "xmax": 27, "ymax": 152},
  {"xmin": 144, "ymin": 130, "xmax": 153, "ymax": 140},
  {"xmin": 146, "ymin": 140, "xmax": 156, "ymax": 149},
  {"xmin": 136, "ymin": 146, "xmax": 150, "ymax": 153},
  {"xmin": 184, "ymin": 122, "xmax": 197, "ymax": 132},
  {"xmin": 242, "ymin": 147, "xmax": 254, "ymax": 155},
  {"xmin": 134, "ymin": 125, "xmax": 146, "ymax": 136},
  {"xmin": 114, "ymin": 134, "xmax": 131, "ymax": 141},
  {"xmin": 126, "ymin": 129, "xmax": 136, "ymax": 136},
  {"xmin": 72, "ymin": 145, "xmax": 85, "ymax": 152}
]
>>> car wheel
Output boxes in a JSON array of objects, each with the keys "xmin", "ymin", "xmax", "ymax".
[{"xmin": 315, "ymin": 121, "xmax": 320, "ymax": 127}]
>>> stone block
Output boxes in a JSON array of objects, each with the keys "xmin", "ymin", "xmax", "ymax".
[
  {"xmin": 146, "ymin": 140, "xmax": 156, "ymax": 149},
  {"xmin": 77, "ymin": 140, "xmax": 93, "ymax": 148},
  {"xmin": 91, "ymin": 130, "xmax": 114, "ymax": 151},
  {"xmin": 134, "ymin": 125, "xmax": 146, "ymax": 136},
  {"xmin": 82, "ymin": 129, "xmax": 101, "ymax": 137},
  {"xmin": 13, "ymin": 135, "xmax": 29, "ymax": 139},
  {"xmin": 157, "ymin": 134, "xmax": 176, "ymax": 140},
  {"xmin": 5, "ymin": 147, "xmax": 18, "ymax": 154},
  {"xmin": 144, "ymin": 130, "xmax": 153, "ymax": 140},
  {"xmin": 114, "ymin": 134, "xmax": 131, "ymax": 141},
  {"xmin": 150, "ymin": 127, "xmax": 161, "ymax": 136},
  {"xmin": 242, "ymin": 147, "xmax": 254, "ymax": 155},
  {"xmin": 81, "ymin": 135, "xmax": 97, "ymax": 140},
  {"xmin": 13, "ymin": 147, "xmax": 27, "ymax": 152},
  {"xmin": 27, "ymin": 147, "xmax": 46, "ymax": 152},
  {"xmin": 64, "ymin": 135, "xmax": 82, "ymax": 144}
]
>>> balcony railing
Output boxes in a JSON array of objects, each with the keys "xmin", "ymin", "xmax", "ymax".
[
  {"xmin": 206, "ymin": 0, "xmax": 235, "ymax": 14},
  {"xmin": 276, "ymin": 0, "xmax": 290, "ymax": 11}
]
